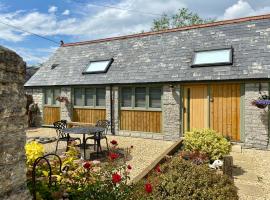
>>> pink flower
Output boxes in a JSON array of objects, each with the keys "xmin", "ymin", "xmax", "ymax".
[
  {"xmin": 112, "ymin": 173, "xmax": 122, "ymax": 184},
  {"xmin": 92, "ymin": 160, "xmax": 101, "ymax": 165},
  {"xmin": 145, "ymin": 183, "xmax": 152, "ymax": 193}
]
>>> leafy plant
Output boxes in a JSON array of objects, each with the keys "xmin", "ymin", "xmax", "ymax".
[
  {"xmin": 183, "ymin": 129, "xmax": 231, "ymax": 160},
  {"xmin": 151, "ymin": 8, "xmax": 215, "ymax": 31},
  {"xmin": 131, "ymin": 157, "xmax": 238, "ymax": 200},
  {"xmin": 25, "ymin": 141, "xmax": 45, "ymax": 166}
]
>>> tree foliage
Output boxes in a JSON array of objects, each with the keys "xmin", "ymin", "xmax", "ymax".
[{"xmin": 151, "ymin": 8, "xmax": 215, "ymax": 31}]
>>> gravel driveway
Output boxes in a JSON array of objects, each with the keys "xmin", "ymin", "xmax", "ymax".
[{"xmin": 231, "ymin": 147, "xmax": 270, "ymax": 200}]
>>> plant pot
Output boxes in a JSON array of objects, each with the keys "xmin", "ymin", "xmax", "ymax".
[{"xmin": 255, "ymin": 104, "xmax": 267, "ymax": 109}]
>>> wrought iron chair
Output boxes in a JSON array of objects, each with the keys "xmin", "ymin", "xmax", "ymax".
[
  {"xmin": 53, "ymin": 120, "xmax": 81, "ymax": 154},
  {"xmin": 86, "ymin": 120, "xmax": 110, "ymax": 153}
]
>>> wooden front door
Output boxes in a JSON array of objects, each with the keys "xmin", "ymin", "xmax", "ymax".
[
  {"xmin": 210, "ymin": 84, "xmax": 240, "ymax": 141},
  {"xmin": 183, "ymin": 85, "xmax": 209, "ymax": 132},
  {"xmin": 43, "ymin": 106, "xmax": 60, "ymax": 125}
]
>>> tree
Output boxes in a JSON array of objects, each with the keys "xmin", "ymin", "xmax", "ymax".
[{"xmin": 151, "ymin": 8, "xmax": 215, "ymax": 31}]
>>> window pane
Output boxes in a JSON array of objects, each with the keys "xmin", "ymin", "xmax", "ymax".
[
  {"xmin": 135, "ymin": 87, "xmax": 146, "ymax": 107},
  {"xmin": 149, "ymin": 88, "xmax": 161, "ymax": 108},
  {"xmin": 85, "ymin": 88, "xmax": 94, "ymax": 106},
  {"xmin": 96, "ymin": 88, "xmax": 105, "ymax": 106},
  {"xmin": 74, "ymin": 88, "xmax": 83, "ymax": 106},
  {"xmin": 121, "ymin": 87, "xmax": 132, "ymax": 107},
  {"xmin": 45, "ymin": 89, "xmax": 52, "ymax": 105},
  {"xmin": 193, "ymin": 49, "xmax": 232, "ymax": 65},
  {"xmin": 53, "ymin": 88, "xmax": 61, "ymax": 105},
  {"xmin": 85, "ymin": 60, "xmax": 110, "ymax": 72}
]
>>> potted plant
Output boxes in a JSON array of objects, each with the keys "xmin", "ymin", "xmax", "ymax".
[
  {"xmin": 251, "ymin": 94, "xmax": 270, "ymax": 109},
  {"xmin": 56, "ymin": 96, "xmax": 69, "ymax": 104}
]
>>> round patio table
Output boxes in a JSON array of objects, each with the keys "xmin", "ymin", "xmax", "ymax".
[{"xmin": 62, "ymin": 126, "xmax": 105, "ymax": 160}]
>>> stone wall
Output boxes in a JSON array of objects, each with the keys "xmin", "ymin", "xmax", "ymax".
[
  {"xmin": 244, "ymin": 82, "xmax": 269, "ymax": 149},
  {"xmin": 60, "ymin": 87, "xmax": 72, "ymax": 122},
  {"xmin": 162, "ymin": 85, "xmax": 181, "ymax": 139},
  {"xmin": 0, "ymin": 46, "xmax": 30, "ymax": 199},
  {"xmin": 25, "ymin": 88, "xmax": 43, "ymax": 126}
]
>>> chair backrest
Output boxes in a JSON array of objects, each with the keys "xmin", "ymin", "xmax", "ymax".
[
  {"xmin": 53, "ymin": 120, "xmax": 68, "ymax": 138},
  {"xmin": 95, "ymin": 120, "xmax": 110, "ymax": 135}
]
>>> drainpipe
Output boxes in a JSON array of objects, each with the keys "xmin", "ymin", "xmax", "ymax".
[{"xmin": 110, "ymin": 85, "xmax": 115, "ymax": 135}]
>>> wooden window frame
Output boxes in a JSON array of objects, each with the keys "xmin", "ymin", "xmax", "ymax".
[
  {"xmin": 72, "ymin": 87, "xmax": 106, "ymax": 109},
  {"xmin": 43, "ymin": 88, "xmax": 61, "ymax": 107},
  {"xmin": 120, "ymin": 86, "xmax": 162, "ymax": 111}
]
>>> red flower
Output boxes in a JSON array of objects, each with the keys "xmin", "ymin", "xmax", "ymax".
[
  {"xmin": 127, "ymin": 164, "xmax": 132, "ymax": 170},
  {"xmin": 109, "ymin": 152, "xmax": 119, "ymax": 160},
  {"xmin": 145, "ymin": 183, "xmax": 152, "ymax": 193},
  {"xmin": 156, "ymin": 165, "xmax": 161, "ymax": 173},
  {"xmin": 110, "ymin": 140, "xmax": 118, "ymax": 145},
  {"xmin": 83, "ymin": 162, "xmax": 91, "ymax": 170},
  {"xmin": 112, "ymin": 173, "xmax": 122, "ymax": 184}
]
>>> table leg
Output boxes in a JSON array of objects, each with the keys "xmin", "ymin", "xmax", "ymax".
[
  {"xmin": 96, "ymin": 132, "xmax": 101, "ymax": 157},
  {"xmin": 83, "ymin": 133, "xmax": 86, "ymax": 160},
  {"xmin": 66, "ymin": 134, "xmax": 70, "ymax": 152}
]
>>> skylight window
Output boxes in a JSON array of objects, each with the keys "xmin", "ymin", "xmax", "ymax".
[
  {"xmin": 192, "ymin": 48, "xmax": 232, "ymax": 67},
  {"xmin": 83, "ymin": 58, "xmax": 114, "ymax": 74}
]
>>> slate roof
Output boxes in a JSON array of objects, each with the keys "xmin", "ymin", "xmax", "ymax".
[{"xmin": 25, "ymin": 14, "xmax": 270, "ymax": 87}]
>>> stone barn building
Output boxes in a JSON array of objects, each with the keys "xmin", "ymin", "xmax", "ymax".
[{"xmin": 25, "ymin": 14, "xmax": 270, "ymax": 149}]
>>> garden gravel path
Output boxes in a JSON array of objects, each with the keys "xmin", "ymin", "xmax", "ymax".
[
  {"xmin": 231, "ymin": 147, "xmax": 270, "ymax": 200},
  {"xmin": 26, "ymin": 128, "xmax": 175, "ymax": 181}
]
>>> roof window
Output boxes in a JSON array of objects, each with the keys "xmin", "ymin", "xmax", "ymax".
[
  {"xmin": 83, "ymin": 58, "xmax": 114, "ymax": 74},
  {"xmin": 192, "ymin": 48, "xmax": 232, "ymax": 67}
]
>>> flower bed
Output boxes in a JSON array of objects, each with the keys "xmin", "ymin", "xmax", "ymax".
[
  {"xmin": 25, "ymin": 140, "xmax": 133, "ymax": 199},
  {"xmin": 130, "ymin": 129, "xmax": 237, "ymax": 199},
  {"xmin": 25, "ymin": 130, "xmax": 238, "ymax": 199},
  {"xmin": 131, "ymin": 156, "xmax": 238, "ymax": 200}
]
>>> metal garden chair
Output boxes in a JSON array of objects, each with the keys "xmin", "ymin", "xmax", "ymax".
[
  {"xmin": 53, "ymin": 120, "xmax": 81, "ymax": 154},
  {"xmin": 85, "ymin": 120, "xmax": 110, "ymax": 153}
]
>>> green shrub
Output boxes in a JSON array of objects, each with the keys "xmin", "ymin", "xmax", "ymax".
[
  {"xmin": 131, "ymin": 157, "xmax": 238, "ymax": 200},
  {"xmin": 184, "ymin": 129, "xmax": 231, "ymax": 160}
]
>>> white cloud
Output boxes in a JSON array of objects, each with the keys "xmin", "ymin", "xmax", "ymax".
[
  {"xmin": 48, "ymin": 6, "xmax": 58, "ymax": 13},
  {"xmin": 0, "ymin": 0, "xmax": 185, "ymax": 42},
  {"xmin": 222, "ymin": 0, "xmax": 270, "ymax": 19},
  {"xmin": 62, "ymin": 9, "xmax": 70, "ymax": 15},
  {"xmin": 6, "ymin": 46, "xmax": 57, "ymax": 64}
]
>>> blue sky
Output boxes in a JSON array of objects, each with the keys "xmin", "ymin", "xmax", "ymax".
[{"xmin": 0, "ymin": 0, "xmax": 270, "ymax": 66}]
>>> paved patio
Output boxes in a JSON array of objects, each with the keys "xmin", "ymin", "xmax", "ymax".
[
  {"xmin": 26, "ymin": 128, "xmax": 175, "ymax": 181},
  {"xmin": 231, "ymin": 147, "xmax": 270, "ymax": 200}
]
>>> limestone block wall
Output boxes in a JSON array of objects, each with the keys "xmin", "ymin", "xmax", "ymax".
[
  {"xmin": 0, "ymin": 46, "xmax": 30, "ymax": 199},
  {"xmin": 112, "ymin": 86, "xmax": 119, "ymax": 134},
  {"xmin": 60, "ymin": 87, "xmax": 72, "ymax": 122},
  {"xmin": 25, "ymin": 88, "xmax": 43, "ymax": 126},
  {"xmin": 162, "ymin": 85, "xmax": 181, "ymax": 139},
  {"xmin": 244, "ymin": 82, "xmax": 269, "ymax": 149}
]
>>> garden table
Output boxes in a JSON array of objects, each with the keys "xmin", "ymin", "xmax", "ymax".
[{"xmin": 62, "ymin": 126, "xmax": 105, "ymax": 160}]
